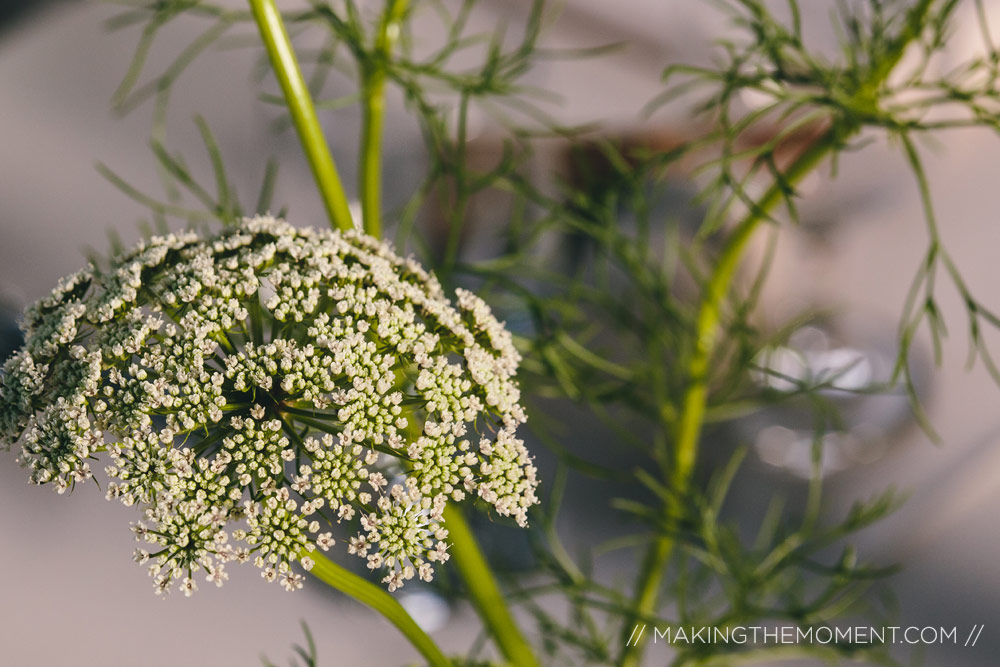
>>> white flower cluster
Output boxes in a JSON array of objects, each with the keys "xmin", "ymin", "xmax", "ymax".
[{"xmin": 0, "ymin": 216, "xmax": 537, "ymax": 595}]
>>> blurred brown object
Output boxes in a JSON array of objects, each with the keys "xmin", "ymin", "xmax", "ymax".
[{"xmin": 419, "ymin": 109, "xmax": 828, "ymax": 267}]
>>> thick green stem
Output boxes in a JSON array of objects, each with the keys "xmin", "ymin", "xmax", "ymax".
[
  {"xmin": 360, "ymin": 0, "xmax": 408, "ymax": 238},
  {"xmin": 443, "ymin": 505, "xmax": 539, "ymax": 667},
  {"xmin": 619, "ymin": 3, "xmax": 936, "ymax": 665},
  {"xmin": 248, "ymin": 0, "xmax": 355, "ymax": 232},
  {"xmin": 305, "ymin": 549, "xmax": 451, "ymax": 667}
]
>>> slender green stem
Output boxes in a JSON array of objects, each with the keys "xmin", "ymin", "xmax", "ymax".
[
  {"xmin": 670, "ymin": 135, "xmax": 833, "ymax": 494},
  {"xmin": 442, "ymin": 505, "xmax": 539, "ymax": 667},
  {"xmin": 305, "ymin": 549, "xmax": 451, "ymax": 667},
  {"xmin": 619, "ymin": 3, "xmax": 937, "ymax": 665},
  {"xmin": 442, "ymin": 93, "xmax": 471, "ymax": 273},
  {"xmin": 289, "ymin": 418, "xmax": 538, "ymax": 664},
  {"xmin": 251, "ymin": 4, "xmax": 531, "ymax": 664},
  {"xmin": 618, "ymin": 135, "xmax": 834, "ymax": 667},
  {"xmin": 360, "ymin": 0, "xmax": 408, "ymax": 238},
  {"xmin": 359, "ymin": 78, "xmax": 385, "ymax": 238},
  {"xmin": 248, "ymin": 0, "xmax": 355, "ymax": 232}
]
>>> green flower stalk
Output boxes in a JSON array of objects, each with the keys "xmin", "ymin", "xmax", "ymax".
[
  {"xmin": 0, "ymin": 216, "xmax": 538, "ymax": 596},
  {"xmin": 248, "ymin": 0, "xmax": 355, "ymax": 233}
]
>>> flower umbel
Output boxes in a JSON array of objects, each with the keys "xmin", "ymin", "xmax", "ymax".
[{"xmin": 0, "ymin": 216, "xmax": 537, "ymax": 595}]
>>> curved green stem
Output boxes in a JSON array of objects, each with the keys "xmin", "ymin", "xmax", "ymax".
[
  {"xmin": 360, "ymin": 0, "xmax": 408, "ymax": 238},
  {"xmin": 619, "ymin": 135, "xmax": 833, "ymax": 667},
  {"xmin": 305, "ymin": 549, "xmax": 451, "ymax": 667},
  {"xmin": 248, "ymin": 0, "xmax": 355, "ymax": 232},
  {"xmin": 619, "ymin": 4, "xmax": 936, "ymax": 666},
  {"xmin": 287, "ymin": 417, "xmax": 538, "ymax": 664},
  {"xmin": 670, "ymin": 136, "xmax": 833, "ymax": 494},
  {"xmin": 443, "ymin": 505, "xmax": 539, "ymax": 667}
]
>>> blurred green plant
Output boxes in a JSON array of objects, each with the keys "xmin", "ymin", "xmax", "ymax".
[
  {"xmin": 86, "ymin": 0, "xmax": 1000, "ymax": 665},
  {"xmin": 262, "ymin": 622, "xmax": 318, "ymax": 667}
]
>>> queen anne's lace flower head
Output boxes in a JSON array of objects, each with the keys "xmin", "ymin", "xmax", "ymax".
[{"xmin": 0, "ymin": 216, "xmax": 537, "ymax": 595}]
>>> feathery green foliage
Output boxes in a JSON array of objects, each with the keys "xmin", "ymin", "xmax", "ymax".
[{"xmin": 93, "ymin": 0, "xmax": 1000, "ymax": 665}]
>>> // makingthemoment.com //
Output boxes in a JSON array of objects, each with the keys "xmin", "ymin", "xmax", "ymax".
[{"xmin": 625, "ymin": 624, "xmax": 985, "ymax": 647}]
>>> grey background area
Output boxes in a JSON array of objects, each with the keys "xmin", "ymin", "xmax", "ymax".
[{"xmin": 2, "ymin": 1, "xmax": 1000, "ymax": 665}]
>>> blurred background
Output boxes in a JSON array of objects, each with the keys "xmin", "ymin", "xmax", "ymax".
[{"xmin": 2, "ymin": 1, "xmax": 1000, "ymax": 665}]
